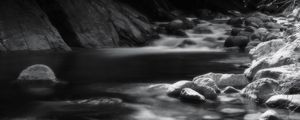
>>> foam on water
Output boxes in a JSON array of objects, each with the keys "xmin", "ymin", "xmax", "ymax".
[{"xmin": 152, "ymin": 20, "xmax": 231, "ymax": 51}]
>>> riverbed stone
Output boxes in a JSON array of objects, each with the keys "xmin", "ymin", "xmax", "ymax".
[
  {"xmin": 249, "ymin": 39, "xmax": 286, "ymax": 61},
  {"xmin": 241, "ymin": 78, "xmax": 280, "ymax": 102},
  {"xmin": 17, "ymin": 64, "xmax": 58, "ymax": 82},
  {"xmin": 168, "ymin": 80, "xmax": 217, "ymax": 100},
  {"xmin": 245, "ymin": 17, "xmax": 264, "ymax": 27},
  {"xmin": 202, "ymin": 115, "xmax": 222, "ymax": 120},
  {"xmin": 227, "ymin": 17, "xmax": 244, "ymax": 27},
  {"xmin": 259, "ymin": 110, "xmax": 281, "ymax": 120},
  {"xmin": 245, "ymin": 38, "xmax": 300, "ymax": 79},
  {"xmin": 175, "ymin": 39, "xmax": 197, "ymax": 48},
  {"xmin": 180, "ymin": 88, "xmax": 206, "ymax": 103},
  {"xmin": 218, "ymin": 74, "xmax": 249, "ymax": 87},
  {"xmin": 224, "ymin": 36, "xmax": 250, "ymax": 49},
  {"xmin": 193, "ymin": 26, "xmax": 213, "ymax": 34},
  {"xmin": 264, "ymin": 22, "xmax": 282, "ymax": 29},
  {"xmin": 222, "ymin": 86, "xmax": 240, "ymax": 94},
  {"xmin": 266, "ymin": 95, "xmax": 300, "ymax": 110},
  {"xmin": 193, "ymin": 78, "xmax": 220, "ymax": 93}
]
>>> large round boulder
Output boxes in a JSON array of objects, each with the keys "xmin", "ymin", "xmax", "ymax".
[
  {"xmin": 193, "ymin": 77, "xmax": 220, "ymax": 93},
  {"xmin": 241, "ymin": 78, "xmax": 280, "ymax": 103},
  {"xmin": 16, "ymin": 64, "xmax": 61, "ymax": 96},
  {"xmin": 218, "ymin": 74, "xmax": 249, "ymax": 88}
]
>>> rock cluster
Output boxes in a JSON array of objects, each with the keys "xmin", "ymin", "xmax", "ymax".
[{"xmin": 225, "ymin": 12, "xmax": 284, "ymax": 51}]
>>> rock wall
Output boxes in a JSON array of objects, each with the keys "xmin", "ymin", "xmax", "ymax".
[
  {"xmin": 0, "ymin": 0, "xmax": 71, "ymax": 51},
  {"xmin": 0, "ymin": 0, "xmax": 157, "ymax": 52}
]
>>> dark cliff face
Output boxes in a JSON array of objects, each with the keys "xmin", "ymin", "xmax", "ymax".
[
  {"xmin": 0, "ymin": 0, "xmax": 157, "ymax": 52},
  {"xmin": 0, "ymin": 0, "xmax": 293, "ymax": 52}
]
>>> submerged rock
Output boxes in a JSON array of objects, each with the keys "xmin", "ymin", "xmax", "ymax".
[
  {"xmin": 180, "ymin": 88, "xmax": 206, "ymax": 103},
  {"xmin": 241, "ymin": 78, "xmax": 280, "ymax": 102},
  {"xmin": 266, "ymin": 95, "xmax": 300, "ymax": 110},
  {"xmin": 259, "ymin": 110, "xmax": 281, "ymax": 120}
]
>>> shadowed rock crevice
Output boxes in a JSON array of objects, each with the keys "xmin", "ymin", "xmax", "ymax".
[{"xmin": 36, "ymin": 0, "xmax": 83, "ymax": 48}]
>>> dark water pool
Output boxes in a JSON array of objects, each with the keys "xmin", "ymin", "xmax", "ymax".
[{"xmin": 1, "ymin": 48, "xmax": 298, "ymax": 120}]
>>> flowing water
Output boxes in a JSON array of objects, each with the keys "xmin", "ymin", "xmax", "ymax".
[{"xmin": 1, "ymin": 20, "xmax": 300, "ymax": 120}]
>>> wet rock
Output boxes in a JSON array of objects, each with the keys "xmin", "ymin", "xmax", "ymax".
[
  {"xmin": 222, "ymin": 86, "xmax": 240, "ymax": 94},
  {"xmin": 264, "ymin": 22, "xmax": 282, "ymax": 29},
  {"xmin": 245, "ymin": 26, "xmax": 257, "ymax": 33},
  {"xmin": 224, "ymin": 36, "xmax": 250, "ymax": 49},
  {"xmin": 167, "ymin": 80, "xmax": 194, "ymax": 97},
  {"xmin": 249, "ymin": 12, "xmax": 272, "ymax": 22},
  {"xmin": 15, "ymin": 64, "xmax": 61, "ymax": 96},
  {"xmin": 249, "ymin": 39, "xmax": 286, "ymax": 61},
  {"xmin": 193, "ymin": 26, "xmax": 213, "ymax": 34},
  {"xmin": 245, "ymin": 17, "xmax": 264, "ymax": 27},
  {"xmin": 175, "ymin": 39, "xmax": 197, "ymax": 48},
  {"xmin": 168, "ymin": 19, "xmax": 185, "ymax": 30},
  {"xmin": 231, "ymin": 28, "xmax": 243, "ymax": 36},
  {"xmin": 218, "ymin": 74, "xmax": 249, "ymax": 87},
  {"xmin": 193, "ymin": 78, "xmax": 220, "ymax": 93},
  {"xmin": 259, "ymin": 110, "xmax": 281, "ymax": 120},
  {"xmin": 167, "ymin": 80, "xmax": 217, "ymax": 100},
  {"xmin": 17, "ymin": 64, "xmax": 57, "ymax": 82},
  {"xmin": 194, "ymin": 73, "xmax": 249, "ymax": 88},
  {"xmin": 227, "ymin": 17, "xmax": 244, "ymax": 27},
  {"xmin": 266, "ymin": 95, "xmax": 300, "ymax": 110},
  {"xmin": 167, "ymin": 29, "xmax": 188, "ymax": 37},
  {"xmin": 246, "ymin": 40, "xmax": 261, "ymax": 51},
  {"xmin": 180, "ymin": 88, "xmax": 206, "ymax": 103},
  {"xmin": 237, "ymin": 31, "xmax": 253, "ymax": 37},
  {"xmin": 241, "ymin": 78, "xmax": 280, "ymax": 102},
  {"xmin": 220, "ymin": 108, "xmax": 246, "ymax": 117},
  {"xmin": 195, "ymin": 85, "xmax": 218, "ymax": 100}
]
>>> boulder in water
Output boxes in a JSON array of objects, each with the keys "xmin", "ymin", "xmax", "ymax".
[
  {"xmin": 264, "ymin": 22, "xmax": 282, "ymax": 29},
  {"xmin": 193, "ymin": 26, "xmax": 213, "ymax": 34},
  {"xmin": 175, "ymin": 39, "xmax": 197, "ymax": 48},
  {"xmin": 241, "ymin": 78, "xmax": 280, "ymax": 103},
  {"xmin": 180, "ymin": 88, "xmax": 206, "ymax": 103},
  {"xmin": 193, "ymin": 77, "xmax": 220, "ymax": 93},
  {"xmin": 218, "ymin": 74, "xmax": 249, "ymax": 88},
  {"xmin": 224, "ymin": 36, "xmax": 250, "ymax": 49},
  {"xmin": 167, "ymin": 80, "xmax": 217, "ymax": 100},
  {"xmin": 227, "ymin": 17, "xmax": 244, "ymax": 27},
  {"xmin": 16, "ymin": 64, "xmax": 61, "ymax": 96}
]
